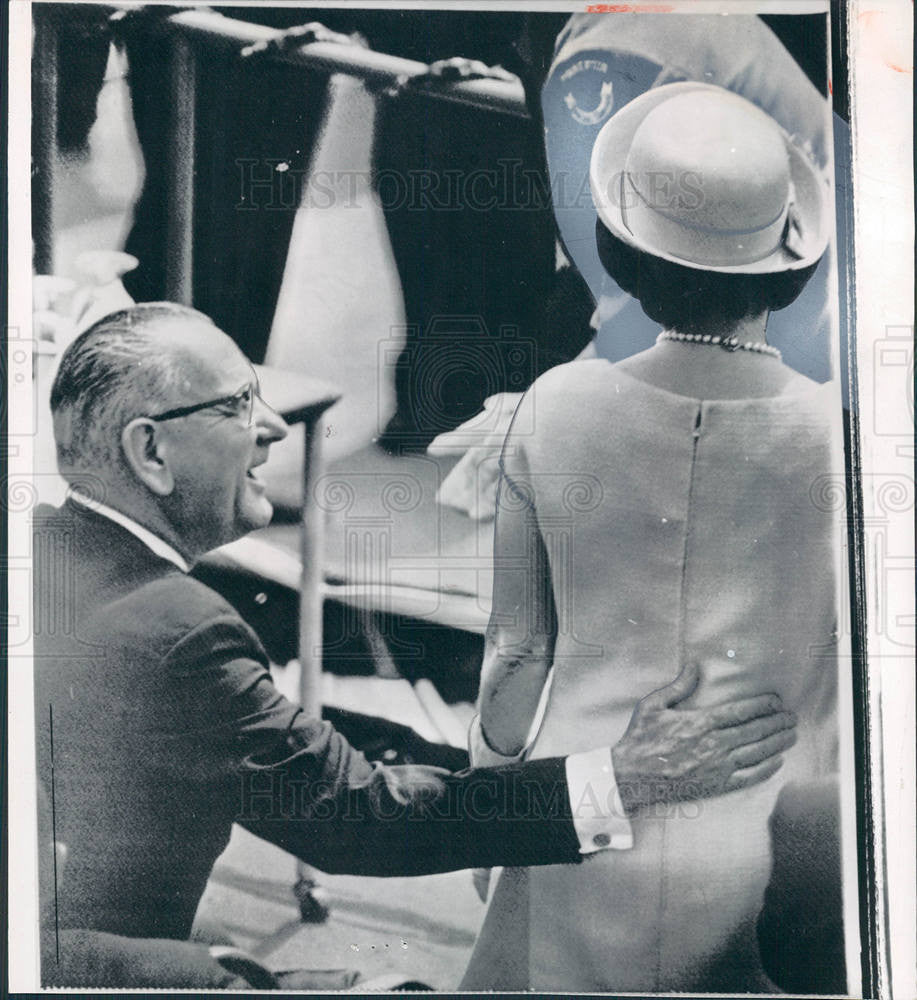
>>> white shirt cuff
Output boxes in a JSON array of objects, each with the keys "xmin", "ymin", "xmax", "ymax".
[
  {"xmin": 469, "ymin": 719, "xmax": 634, "ymax": 853},
  {"xmin": 565, "ymin": 746, "xmax": 634, "ymax": 853}
]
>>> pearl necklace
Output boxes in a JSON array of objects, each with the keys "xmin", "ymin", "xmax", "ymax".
[{"xmin": 656, "ymin": 331, "xmax": 782, "ymax": 360}]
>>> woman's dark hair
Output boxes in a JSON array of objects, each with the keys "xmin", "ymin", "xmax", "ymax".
[{"xmin": 596, "ymin": 221, "xmax": 819, "ymax": 336}]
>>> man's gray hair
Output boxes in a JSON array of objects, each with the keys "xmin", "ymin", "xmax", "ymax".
[{"xmin": 50, "ymin": 302, "xmax": 212, "ymax": 473}]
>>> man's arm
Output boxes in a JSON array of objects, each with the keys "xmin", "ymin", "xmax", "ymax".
[
  {"xmin": 167, "ymin": 613, "xmax": 582, "ymax": 874},
  {"xmin": 167, "ymin": 615, "xmax": 795, "ymax": 877}
]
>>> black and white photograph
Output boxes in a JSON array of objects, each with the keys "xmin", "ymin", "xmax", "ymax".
[{"xmin": 5, "ymin": 0, "xmax": 914, "ymax": 994}]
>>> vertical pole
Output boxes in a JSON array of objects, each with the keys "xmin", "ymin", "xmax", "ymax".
[
  {"xmin": 298, "ymin": 414, "xmax": 326, "ymax": 716},
  {"xmin": 32, "ymin": 10, "xmax": 58, "ymax": 275},
  {"xmin": 295, "ymin": 412, "xmax": 331, "ymax": 922},
  {"xmin": 165, "ymin": 34, "xmax": 196, "ymax": 304}
]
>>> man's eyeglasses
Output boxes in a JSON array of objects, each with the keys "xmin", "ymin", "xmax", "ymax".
[{"xmin": 148, "ymin": 382, "xmax": 268, "ymax": 428}]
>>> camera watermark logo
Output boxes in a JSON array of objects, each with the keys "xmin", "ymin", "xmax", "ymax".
[
  {"xmin": 810, "ymin": 470, "xmax": 915, "ymax": 651},
  {"xmin": 872, "ymin": 324, "xmax": 914, "ymax": 453},
  {"xmin": 3, "ymin": 326, "xmax": 38, "ymax": 443},
  {"xmin": 378, "ymin": 316, "xmax": 536, "ymax": 445}
]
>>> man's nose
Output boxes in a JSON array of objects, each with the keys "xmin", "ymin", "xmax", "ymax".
[{"xmin": 253, "ymin": 396, "xmax": 288, "ymax": 443}]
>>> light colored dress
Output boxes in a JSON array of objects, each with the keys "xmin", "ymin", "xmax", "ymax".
[{"xmin": 461, "ymin": 358, "xmax": 841, "ymax": 992}]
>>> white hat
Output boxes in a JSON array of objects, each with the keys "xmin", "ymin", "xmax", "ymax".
[{"xmin": 589, "ymin": 82, "xmax": 830, "ymax": 273}]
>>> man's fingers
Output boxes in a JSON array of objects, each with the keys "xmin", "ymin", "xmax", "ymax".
[
  {"xmin": 709, "ymin": 693, "xmax": 785, "ymax": 728},
  {"xmin": 721, "ymin": 755, "xmax": 784, "ymax": 794},
  {"xmin": 641, "ymin": 661, "xmax": 700, "ymax": 711},
  {"xmin": 719, "ymin": 710, "xmax": 797, "ymax": 749},
  {"xmin": 729, "ymin": 727, "xmax": 798, "ymax": 769}
]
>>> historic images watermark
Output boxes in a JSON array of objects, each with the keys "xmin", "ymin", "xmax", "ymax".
[
  {"xmin": 237, "ymin": 769, "xmax": 707, "ymax": 826},
  {"xmin": 235, "ymin": 158, "xmax": 711, "ymax": 215}
]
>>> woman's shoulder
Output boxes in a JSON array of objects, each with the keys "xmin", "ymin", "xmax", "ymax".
[
  {"xmin": 770, "ymin": 370, "xmax": 839, "ymax": 425},
  {"xmin": 528, "ymin": 358, "xmax": 697, "ymax": 423},
  {"xmin": 779, "ymin": 368, "xmax": 834, "ymax": 397},
  {"xmin": 512, "ymin": 359, "xmax": 670, "ymax": 452},
  {"xmin": 530, "ymin": 357, "xmax": 648, "ymax": 399}
]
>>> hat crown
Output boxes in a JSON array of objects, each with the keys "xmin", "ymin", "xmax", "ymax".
[
  {"xmin": 589, "ymin": 81, "xmax": 828, "ymax": 273},
  {"xmin": 626, "ymin": 92, "xmax": 791, "ymax": 235}
]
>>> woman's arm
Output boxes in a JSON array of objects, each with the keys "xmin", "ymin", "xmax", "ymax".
[{"xmin": 477, "ymin": 438, "xmax": 557, "ymax": 757}]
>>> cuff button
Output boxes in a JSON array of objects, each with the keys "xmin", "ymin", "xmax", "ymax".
[{"xmin": 592, "ymin": 832, "xmax": 611, "ymax": 848}]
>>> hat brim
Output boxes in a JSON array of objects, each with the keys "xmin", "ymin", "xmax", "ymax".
[{"xmin": 589, "ymin": 82, "xmax": 830, "ymax": 274}]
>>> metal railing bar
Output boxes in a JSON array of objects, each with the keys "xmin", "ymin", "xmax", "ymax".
[{"xmin": 125, "ymin": 7, "xmax": 530, "ymax": 118}]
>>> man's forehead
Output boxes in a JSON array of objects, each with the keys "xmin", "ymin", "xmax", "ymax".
[{"xmin": 156, "ymin": 319, "xmax": 252, "ymax": 389}]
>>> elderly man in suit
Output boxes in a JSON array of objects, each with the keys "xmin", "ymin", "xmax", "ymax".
[{"xmin": 34, "ymin": 302, "xmax": 798, "ymax": 987}]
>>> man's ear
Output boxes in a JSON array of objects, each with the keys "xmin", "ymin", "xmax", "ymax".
[{"xmin": 121, "ymin": 418, "xmax": 175, "ymax": 496}]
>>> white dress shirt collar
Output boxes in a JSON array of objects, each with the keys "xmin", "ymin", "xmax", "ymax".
[{"xmin": 68, "ymin": 489, "xmax": 191, "ymax": 573}]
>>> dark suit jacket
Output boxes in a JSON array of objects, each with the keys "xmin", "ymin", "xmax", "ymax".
[{"xmin": 33, "ymin": 500, "xmax": 580, "ymax": 942}]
